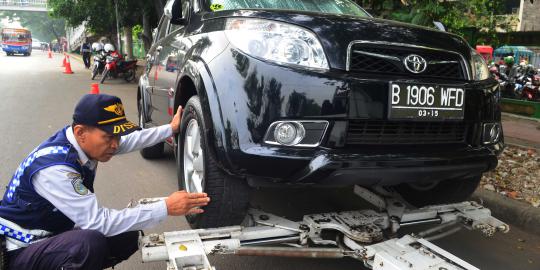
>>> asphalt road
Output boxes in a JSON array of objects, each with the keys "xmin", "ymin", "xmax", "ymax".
[{"xmin": 0, "ymin": 51, "xmax": 539, "ymax": 270}]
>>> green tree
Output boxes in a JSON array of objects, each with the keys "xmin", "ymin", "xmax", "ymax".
[
  {"xmin": 0, "ymin": 11, "xmax": 66, "ymax": 42},
  {"xmin": 47, "ymin": 0, "xmax": 161, "ymax": 56},
  {"xmin": 354, "ymin": 0, "xmax": 512, "ymax": 46}
]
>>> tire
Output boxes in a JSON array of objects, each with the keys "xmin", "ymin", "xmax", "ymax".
[
  {"xmin": 91, "ymin": 66, "xmax": 98, "ymax": 80},
  {"xmin": 138, "ymin": 98, "xmax": 164, "ymax": 159},
  {"xmin": 395, "ymin": 175, "xmax": 482, "ymax": 207},
  {"xmin": 178, "ymin": 96, "xmax": 251, "ymax": 229},
  {"xmin": 100, "ymin": 69, "xmax": 109, "ymax": 84},
  {"xmin": 124, "ymin": 68, "xmax": 135, "ymax": 82}
]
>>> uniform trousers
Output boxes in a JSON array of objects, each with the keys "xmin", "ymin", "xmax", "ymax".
[
  {"xmin": 82, "ymin": 52, "xmax": 91, "ymax": 69},
  {"xmin": 7, "ymin": 229, "xmax": 139, "ymax": 270}
]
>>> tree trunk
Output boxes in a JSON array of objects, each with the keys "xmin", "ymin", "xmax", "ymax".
[
  {"xmin": 124, "ymin": 26, "xmax": 134, "ymax": 59},
  {"xmin": 153, "ymin": 0, "xmax": 165, "ymax": 19},
  {"xmin": 142, "ymin": 9, "xmax": 153, "ymax": 51}
]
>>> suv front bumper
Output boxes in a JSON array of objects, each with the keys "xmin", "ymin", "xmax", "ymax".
[{"xmin": 206, "ymin": 49, "xmax": 502, "ymax": 187}]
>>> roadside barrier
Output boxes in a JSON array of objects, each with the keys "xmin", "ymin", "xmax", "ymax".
[
  {"xmin": 90, "ymin": 83, "xmax": 100, "ymax": 94},
  {"xmin": 501, "ymin": 98, "xmax": 540, "ymax": 119},
  {"xmin": 63, "ymin": 56, "xmax": 74, "ymax": 74}
]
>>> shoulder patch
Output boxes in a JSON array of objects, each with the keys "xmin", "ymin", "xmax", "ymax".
[{"xmin": 67, "ymin": 173, "xmax": 88, "ymax": 196}]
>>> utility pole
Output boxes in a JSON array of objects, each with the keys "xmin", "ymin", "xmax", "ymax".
[{"xmin": 114, "ymin": 0, "xmax": 122, "ymax": 54}]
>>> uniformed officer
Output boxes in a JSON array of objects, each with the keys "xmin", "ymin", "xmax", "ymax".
[{"xmin": 0, "ymin": 94, "xmax": 210, "ymax": 269}]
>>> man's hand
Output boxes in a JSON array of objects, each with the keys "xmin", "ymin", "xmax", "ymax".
[
  {"xmin": 170, "ymin": 106, "xmax": 183, "ymax": 134},
  {"xmin": 165, "ymin": 190, "xmax": 210, "ymax": 216}
]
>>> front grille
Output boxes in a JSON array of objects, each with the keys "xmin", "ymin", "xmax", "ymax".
[
  {"xmin": 346, "ymin": 120, "xmax": 468, "ymax": 145},
  {"xmin": 348, "ymin": 44, "xmax": 465, "ymax": 79}
]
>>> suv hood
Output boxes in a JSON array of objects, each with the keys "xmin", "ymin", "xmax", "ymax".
[{"xmin": 204, "ymin": 10, "xmax": 472, "ymax": 70}]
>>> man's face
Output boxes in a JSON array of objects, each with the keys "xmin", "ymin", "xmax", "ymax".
[{"xmin": 74, "ymin": 125, "xmax": 120, "ymax": 162}]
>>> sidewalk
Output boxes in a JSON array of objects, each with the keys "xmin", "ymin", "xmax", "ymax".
[{"xmin": 502, "ymin": 112, "xmax": 540, "ymax": 149}]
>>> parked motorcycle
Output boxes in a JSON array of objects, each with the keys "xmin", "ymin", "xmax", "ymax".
[
  {"xmin": 519, "ymin": 67, "xmax": 540, "ymax": 101},
  {"xmin": 91, "ymin": 50, "xmax": 108, "ymax": 80},
  {"xmin": 493, "ymin": 62, "xmax": 540, "ymax": 100},
  {"xmin": 90, "ymin": 43, "xmax": 108, "ymax": 80},
  {"xmin": 99, "ymin": 45, "xmax": 137, "ymax": 84}
]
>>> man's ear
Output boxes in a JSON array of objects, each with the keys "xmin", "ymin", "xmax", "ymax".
[{"xmin": 73, "ymin": 125, "xmax": 90, "ymax": 140}]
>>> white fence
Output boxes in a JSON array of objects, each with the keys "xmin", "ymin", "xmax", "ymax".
[
  {"xmin": 0, "ymin": 0, "xmax": 48, "ymax": 11},
  {"xmin": 66, "ymin": 22, "xmax": 87, "ymax": 52}
]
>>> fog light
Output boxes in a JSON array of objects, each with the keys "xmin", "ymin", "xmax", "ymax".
[
  {"xmin": 482, "ymin": 123, "xmax": 501, "ymax": 144},
  {"xmin": 274, "ymin": 122, "xmax": 305, "ymax": 146}
]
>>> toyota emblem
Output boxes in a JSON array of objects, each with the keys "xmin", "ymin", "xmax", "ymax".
[{"xmin": 403, "ymin": 54, "xmax": 427, "ymax": 73}]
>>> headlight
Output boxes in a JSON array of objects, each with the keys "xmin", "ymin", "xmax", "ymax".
[
  {"xmin": 224, "ymin": 18, "xmax": 329, "ymax": 70},
  {"xmin": 470, "ymin": 50, "xmax": 489, "ymax": 81}
]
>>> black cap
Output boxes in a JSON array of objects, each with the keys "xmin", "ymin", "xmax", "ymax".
[{"xmin": 73, "ymin": 94, "xmax": 141, "ymax": 136}]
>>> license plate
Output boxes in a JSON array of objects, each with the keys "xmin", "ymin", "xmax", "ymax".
[{"xmin": 388, "ymin": 82, "xmax": 465, "ymax": 120}]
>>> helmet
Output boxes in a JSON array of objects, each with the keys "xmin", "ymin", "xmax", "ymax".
[
  {"xmin": 504, "ymin": 56, "xmax": 514, "ymax": 65},
  {"xmin": 104, "ymin": 43, "xmax": 115, "ymax": 53},
  {"xmin": 91, "ymin": 42, "xmax": 103, "ymax": 51}
]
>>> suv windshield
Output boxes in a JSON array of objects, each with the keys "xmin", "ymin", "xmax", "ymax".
[{"xmin": 208, "ymin": 0, "xmax": 370, "ymax": 17}]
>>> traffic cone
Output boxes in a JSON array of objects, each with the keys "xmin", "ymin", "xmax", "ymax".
[
  {"xmin": 63, "ymin": 56, "xmax": 74, "ymax": 74},
  {"xmin": 48, "ymin": 49, "xmax": 52, "ymax": 59},
  {"xmin": 61, "ymin": 54, "xmax": 66, "ymax": 67},
  {"xmin": 90, "ymin": 83, "xmax": 100, "ymax": 94}
]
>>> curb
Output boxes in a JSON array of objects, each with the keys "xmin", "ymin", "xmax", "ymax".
[
  {"xmin": 505, "ymin": 137, "xmax": 540, "ymax": 150},
  {"xmin": 67, "ymin": 53, "xmax": 83, "ymax": 63},
  {"xmin": 502, "ymin": 112, "xmax": 540, "ymax": 123},
  {"xmin": 472, "ymin": 189, "xmax": 540, "ymax": 236}
]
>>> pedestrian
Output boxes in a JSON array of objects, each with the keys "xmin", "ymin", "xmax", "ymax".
[
  {"xmin": 0, "ymin": 94, "xmax": 209, "ymax": 269},
  {"xmin": 81, "ymin": 38, "xmax": 92, "ymax": 69}
]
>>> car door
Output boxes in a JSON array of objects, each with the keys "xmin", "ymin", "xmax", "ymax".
[
  {"xmin": 151, "ymin": 0, "xmax": 190, "ymax": 125},
  {"xmin": 145, "ymin": 16, "xmax": 169, "ymax": 125}
]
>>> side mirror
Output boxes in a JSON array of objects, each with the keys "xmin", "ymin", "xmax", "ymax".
[{"xmin": 433, "ymin": 21, "xmax": 446, "ymax": 32}]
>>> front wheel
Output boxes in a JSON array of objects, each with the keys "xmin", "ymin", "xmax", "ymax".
[
  {"xmin": 394, "ymin": 175, "xmax": 482, "ymax": 207},
  {"xmin": 91, "ymin": 65, "xmax": 98, "ymax": 80},
  {"xmin": 178, "ymin": 96, "xmax": 251, "ymax": 229},
  {"xmin": 124, "ymin": 68, "xmax": 136, "ymax": 82},
  {"xmin": 100, "ymin": 68, "xmax": 109, "ymax": 84}
]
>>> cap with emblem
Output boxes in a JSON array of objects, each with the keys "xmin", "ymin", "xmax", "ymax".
[{"xmin": 73, "ymin": 94, "xmax": 141, "ymax": 136}]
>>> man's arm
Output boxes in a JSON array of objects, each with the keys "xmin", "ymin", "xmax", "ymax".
[
  {"xmin": 116, "ymin": 106, "xmax": 182, "ymax": 154},
  {"xmin": 32, "ymin": 165, "xmax": 208, "ymax": 236},
  {"xmin": 116, "ymin": 124, "xmax": 172, "ymax": 154},
  {"xmin": 33, "ymin": 166, "xmax": 167, "ymax": 236}
]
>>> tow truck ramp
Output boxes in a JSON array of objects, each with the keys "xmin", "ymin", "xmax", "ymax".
[{"xmin": 138, "ymin": 187, "xmax": 508, "ymax": 270}]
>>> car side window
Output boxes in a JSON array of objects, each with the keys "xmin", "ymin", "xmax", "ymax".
[{"xmin": 169, "ymin": 0, "xmax": 189, "ymax": 33}]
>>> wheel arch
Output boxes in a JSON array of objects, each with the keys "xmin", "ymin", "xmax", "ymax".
[{"xmin": 174, "ymin": 61, "xmax": 235, "ymax": 174}]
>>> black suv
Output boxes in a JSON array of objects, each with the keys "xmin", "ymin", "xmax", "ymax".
[{"xmin": 138, "ymin": 0, "xmax": 503, "ymax": 229}]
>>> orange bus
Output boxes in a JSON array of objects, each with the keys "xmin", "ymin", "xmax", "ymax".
[{"xmin": 1, "ymin": 28, "xmax": 32, "ymax": 56}]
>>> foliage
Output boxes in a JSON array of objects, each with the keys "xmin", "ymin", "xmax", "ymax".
[
  {"xmin": 0, "ymin": 11, "xmax": 66, "ymax": 42},
  {"xmin": 47, "ymin": 0, "xmax": 159, "ymax": 37},
  {"xmin": 132, "ymin": 25, "xmax": 143, "ymax": 40},
  {"xmin": 353, "ymin": 0, "xmax": 513, "ymax": 46}
]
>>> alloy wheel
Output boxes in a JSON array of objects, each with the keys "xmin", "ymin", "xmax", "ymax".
[{"xmin": 183, "ymin": 119, "xmax": 205, "ymax": 193}]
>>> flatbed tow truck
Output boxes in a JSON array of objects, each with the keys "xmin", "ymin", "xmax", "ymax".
[{"xmin": 137, "ymin": 186, "xmax": 509, "ymax": 270}]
